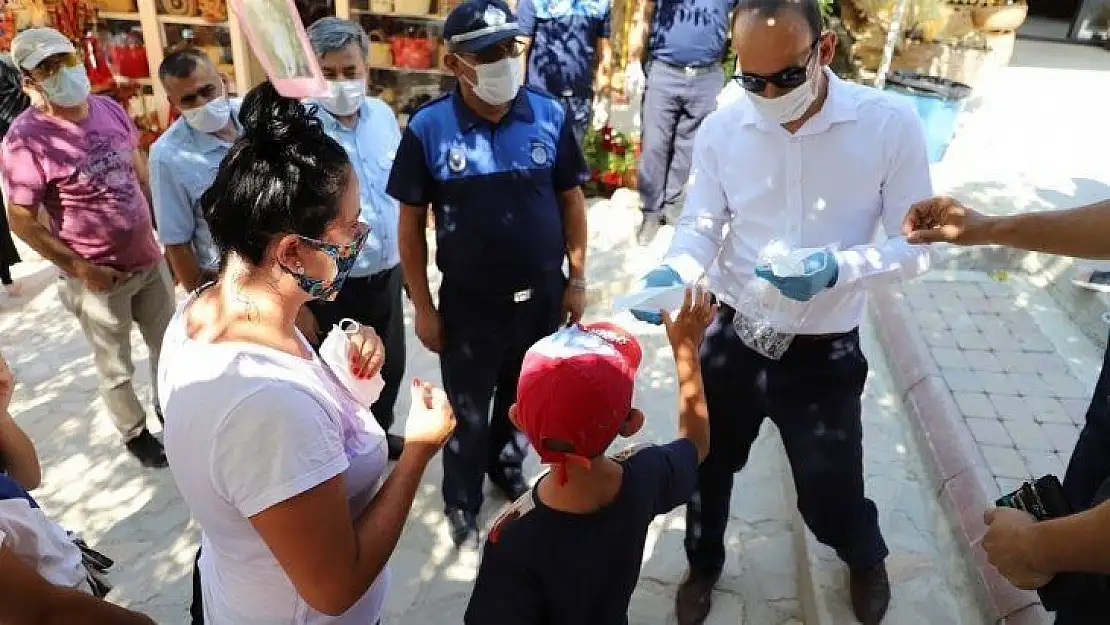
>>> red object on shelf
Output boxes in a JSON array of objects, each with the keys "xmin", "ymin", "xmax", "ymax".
[
  {"xmin": 391, "ymin": 37, "xmax": 434, "ymax": 70},
  {"xmin": 83, "ymin": 31, "xmax": 117, "ymax": 93},
  {"xmin": 110, "ymin": 28, "xmax": 151, "ymax": 79}
]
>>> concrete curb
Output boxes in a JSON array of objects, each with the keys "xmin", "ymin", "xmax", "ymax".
[{"xmin": 869, "ymin": 287, "xmax": 1053, "ymax": 625}]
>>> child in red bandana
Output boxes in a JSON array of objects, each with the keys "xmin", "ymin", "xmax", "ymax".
[{"xmin": 465, "ymin": 288, "xmax": 714, "ymax": 625}]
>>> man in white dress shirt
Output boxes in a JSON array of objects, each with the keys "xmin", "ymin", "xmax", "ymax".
[{"xmin": 634, "ymin": 2, "xmax": 933, "ymax": 623}]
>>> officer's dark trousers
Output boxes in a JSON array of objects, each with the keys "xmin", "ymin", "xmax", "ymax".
[
  {"xmin": 685, "ymin": 305, "xmax": 888, "ymax": 575},
  {"xmin": 637, "ymin": 61, "xmax": 722, "ymax": 222},
  {"xmin": 439, "ymin": 273, "xmax": 565, "ymax": 514},
  {"xmin": 308, "ymin": 265, "xmax": 407, "ymax": 429},
  {"xmin": 1054, "ymin": 331, "xmax": 1110, "ymax": 623}
]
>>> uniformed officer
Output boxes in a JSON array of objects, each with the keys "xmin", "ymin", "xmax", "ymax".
[{"xmin": 387, "ymin": 0, "xmax": 591, "ymax": 547}]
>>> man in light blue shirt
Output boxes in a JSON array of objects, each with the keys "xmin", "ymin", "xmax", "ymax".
[
  {"xmin": 149, "ymin": 49, "xmax": 241, "ymax": 292},
  {"xmin": 307, "ymin": 17, "xmax": 406, "ymax": 459}
]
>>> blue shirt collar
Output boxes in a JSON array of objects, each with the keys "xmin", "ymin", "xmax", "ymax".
[
  {"xmin": 313, "ymin": 97, "xmax": 374, "ymax": 133},
  {"xmin": 451, "ymin": 88, "xmax": 534, "ymax": 133}
]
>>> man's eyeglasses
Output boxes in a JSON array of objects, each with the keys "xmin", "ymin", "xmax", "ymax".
[
  {"xmin": 471, "ymin": 38, "xmax": 526, "ymax": 64},
  {"xmin": 732, "ymin": 38, "xmax": 820, "ymax": 94}
]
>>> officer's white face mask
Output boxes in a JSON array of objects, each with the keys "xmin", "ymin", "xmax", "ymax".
[{"xmin": 458, "ymin": 55, "xmax": 523, "ymax": 106}]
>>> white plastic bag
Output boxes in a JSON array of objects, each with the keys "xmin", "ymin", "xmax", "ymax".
[
  {"xmin": 727, "ymin": 239, "xmax": 838, "ymax": 361},
  {"xmin": 319, "ymin": 318, "xmax": 385, "ymax": 408}
]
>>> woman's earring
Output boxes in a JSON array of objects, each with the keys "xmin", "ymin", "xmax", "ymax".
[{"xmin": 295, "ymin": 262, "xmax": 305, "ymax": 274}]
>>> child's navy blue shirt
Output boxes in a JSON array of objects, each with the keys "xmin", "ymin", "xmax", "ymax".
[{"xmin": 464, "ymin": 438, "xmax": 699, "ymax": 625}]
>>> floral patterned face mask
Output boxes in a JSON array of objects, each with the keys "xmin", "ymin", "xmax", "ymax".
[{"xmin": 286, "ymin": 222, "xmax": 370, "ymax": 301}]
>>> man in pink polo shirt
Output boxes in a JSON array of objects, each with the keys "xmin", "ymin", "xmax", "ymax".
[{"xmin": 0, "ymin": 28, "xmax": 173, "ymax": 468}]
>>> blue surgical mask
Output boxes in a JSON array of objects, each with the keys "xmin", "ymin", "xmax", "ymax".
[{"xmin": 284, "ymin": 222, "xmax": 370, "ymax": 301}]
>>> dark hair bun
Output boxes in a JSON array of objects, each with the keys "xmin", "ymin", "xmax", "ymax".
[
  {"xmin": 239, "ymin": 81, "xmax": 324, "ymax": 155},
  {"xmin": 201, "ymin": 81, "xmax": 351, "ymax": 267}
]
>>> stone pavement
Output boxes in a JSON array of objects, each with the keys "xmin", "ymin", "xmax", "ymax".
[
  {"xmin": 0, "ymin": 196, "xmax": 982, "ymax": 624},
  {"xmin": 871, "ymin": 270, "xmax": 1105, "ymax": 624}
]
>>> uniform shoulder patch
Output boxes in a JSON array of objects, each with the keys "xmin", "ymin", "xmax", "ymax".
[
  {"xmin": 406, "ymin": 92, "xmax": 452, "ymax": 126},
  {"xmin": 610, "ymin": 442, "xmax": 653, "ymax": 463},
  {"xmin": 487, "ymin": 488, "xmax": 537, "ymax": 544}
]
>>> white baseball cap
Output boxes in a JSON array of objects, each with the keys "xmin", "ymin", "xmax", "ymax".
[{"xmin": 11, "ymin": 28, "xmax": 77, "ymax": 71}]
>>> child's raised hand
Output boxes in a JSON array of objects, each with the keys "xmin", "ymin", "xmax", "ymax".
[
  {"xmin": 662, "ymin": 287, "xmax": 715, "ymax": 352},
  {"xmin": 403, "ymin": 379, "xmax": 456, "ymax": 461}
]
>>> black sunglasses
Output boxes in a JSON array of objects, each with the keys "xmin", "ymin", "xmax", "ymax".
[{"xmin": 732, "ymin": 38, "xmax": 820, "ymax": 94}]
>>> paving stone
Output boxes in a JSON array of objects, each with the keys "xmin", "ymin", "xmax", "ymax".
[
  {"xmin": 941, "ymin": 310, "xmax": 976, "ymax": 330},
  {"xmin": 989, "ymin": 394, "xmax": 1035, "ymax": 421},
  {"xmin": 924, "ymin": 328, "xmax": 959, "ymax": 348},
  {"xmin": 1040, "ymin": 423, "xmax": 1081, "ymax": 455},
  {"xmin": 1017, "ymin": 333, "xmax": 1057, "ymax": 353},
  {"xmin": 931, "ymin": 347, "xmax": 968, "ymax": 370},
  {"xmin": 954, "ymin": 330, "xmax": 991, "ymax": 351},
  {"xmin": 1060, "ymin": 398, "xmax": 1090, "ymax": 426},
  {"xmin": 944, "ymin": 370, "xmax": 986, "ymax": 393},
  {"xmin": 917, "ymin": 311, "xmax": 947, "ymax": 331},
  {"xmin": 1020, "ymin": 449, "xmax": 1065, "ymax": 479},
  {"xmin": 1025, "ymin": 396, "xmax": 1076, "ymax": 425},
  {"xmin": 965, "ymin": 418, "xmax": 1012, "ymax": 447},
  {"xmin": 977, "ymin": 372, "xmax": 1020, "ymax": 396},
  {"xmin": 980, "ymin": 445, "xmax": 1030, "ymax": 480},
  {"xmin": 1041, "ymin": 373, "xmax": 1093, "ymax": 400},
  {"xmin": 1003, "ymin": 420, "xmax": 1054, "ymax": 452},
  {"xmin": 953, "ymin": 392, "xmax": 998, "ymax": 419},
  {"xmin": 963, "ymin": 350, "xmax": 1004, "ymax": 373}
]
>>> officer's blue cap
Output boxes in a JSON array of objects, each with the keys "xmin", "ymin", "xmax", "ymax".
[{"xmin": 443, "ymin": 0, "xmax": 522, "ymax": 54}]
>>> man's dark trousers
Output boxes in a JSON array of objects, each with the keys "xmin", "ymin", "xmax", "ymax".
[
  {"xmin": 308, "ymin": 265, "xmax": 407, "ymax": 429},
  {"xmin": 438, "ymin": 272, "xmax": 565, "ymax": 514},
  {"xmin": 557, "ymin": 94, "xmax": 592, "ymax": 148},
  {"xmin": 1056, "ymin": 330, "xmax": 1110, "ymax": 623},
  {"xmin": 684, "ymin": 305, "xmax": 889, "ymax": 575},
  {"xmin": 637, "ymin": 61, "xmax": 722, "ymax": 223}
]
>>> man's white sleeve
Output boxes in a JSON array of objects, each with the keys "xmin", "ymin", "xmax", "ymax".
[{"xmin": 663, "ymin": 124, "xmax": 729, "ymax": 283}]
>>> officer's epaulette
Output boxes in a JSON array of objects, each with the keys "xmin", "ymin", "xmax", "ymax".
[
  {"xmin": 487, "ymin": 488, "xmax": 537, "ymax": 544},
  {"xmin": 610, "ymin": 442, "xmax": 654, "ymax": 463}
]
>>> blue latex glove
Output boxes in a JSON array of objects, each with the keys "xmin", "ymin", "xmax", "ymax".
[
  {"xmin": 629, "ymin": 265, "xmax": 685, "ymax": 325},
  {"xmin": 753, "ymin": 250, "xmax": 839, "ymax": 302}
]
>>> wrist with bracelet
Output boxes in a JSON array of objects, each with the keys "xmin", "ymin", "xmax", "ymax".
[{"xmin": 567, "ymin": 277, "xmax": 587, "ymax": 291}]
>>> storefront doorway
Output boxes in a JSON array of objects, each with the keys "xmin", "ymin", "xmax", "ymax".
[
  {"xmin": 1021, "ymin": 0, "xmax": 1110, "ymax": 45},
  {"xmin": 1021, "ymin": 0, "xmax": 1110, "ymax": 44}
]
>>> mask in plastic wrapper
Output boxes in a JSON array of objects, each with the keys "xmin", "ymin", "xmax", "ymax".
[
  {"xmin": 726, "ymin": 240, "xmax": 838, "ymax": 361},
  {"xmin": 319, "ymin": 318, "xmax": 386, "ymax": 407}
]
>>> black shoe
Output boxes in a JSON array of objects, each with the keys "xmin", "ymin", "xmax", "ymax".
[
  {"xmin": 386, "ymin": 434, "xmax": 405, "ymax": 461},
  {"xmin": 126, "ymin": 430, "xmax": 168, "ymax": 469},
  {"xmin": 675, "ymin": 568, "xmax": 720, "ymax": 625},
  {"xmin": 850, "ymin": 561, "xmax": 890, "ymax": 625},
  {"xmin": 446, "ymin": 508, "xmax": 478, "ymax": 548},
  {"xmin": 637, "ymin": 215, "xmax": 664, "ymax": 246},
  {"xmin": 490, "ymin": 471, "xmax": 529, "ymax": 502}
]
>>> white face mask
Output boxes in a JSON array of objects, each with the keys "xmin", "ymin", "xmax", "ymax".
[
  {"xmin": 182, "ymin": 96, "xmax": 232, "ymax": 134},
  {"xmin": 40, "ymin": 65, "xmax": 90, "ymax": 108},
  {"xmin": 461, "ymin": 55, "xmax": 523, "ymax": 106},
  {"xmin": 319, "ymin": 79, "xmax": 366, "ymax": 117},
  {"xmin": 747, "ymin": 62, "xmax": 820, "ymax": 125}
]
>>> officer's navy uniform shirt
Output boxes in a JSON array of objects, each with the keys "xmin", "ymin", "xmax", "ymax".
[
  {"xmin": 648, "ymin": 0, "xmax": 739, "ymax": 67},
  {"xmin": 464, "ymin": 439, "xmax": 700, "ymax": 624},
  {"xmin": 387, "ymin": 87, "xmax": 589, "ymax": 293},
  {"xmin": 518, "ymin": 0, "xmax": 611, "ymax": 98}
]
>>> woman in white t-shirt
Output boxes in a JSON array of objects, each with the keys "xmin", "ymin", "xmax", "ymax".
[{"xmin": 158, "ymin": 82, "xmax": 455, "ymax": 625}]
